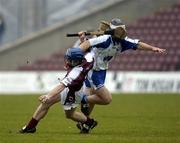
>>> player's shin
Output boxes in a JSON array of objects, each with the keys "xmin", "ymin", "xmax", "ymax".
[
  {"xmin": 19, "ymin": 103, "xmax": 50, "ymax": 133},
  {"xmin": 81, "ymin": 94, "xmax": 90, "ymax": 116}
]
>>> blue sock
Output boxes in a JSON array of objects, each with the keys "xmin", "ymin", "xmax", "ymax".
[{"xmin": 81, "ymin": 95, "xmax": 88, "ymax": 104}]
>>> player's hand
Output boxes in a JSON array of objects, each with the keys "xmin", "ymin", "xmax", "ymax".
[
  {"xmin": 152, "ymin": 47, "xmax": 167, "ymax": 54},
  {"xmin": 78, "ymin": 31, "xmax": 86, "ymax": 43},
  {"xmin": 39, "ymin": 95, "xmax": 50, "ymax": 104}
]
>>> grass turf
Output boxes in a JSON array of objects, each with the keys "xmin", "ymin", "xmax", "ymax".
[{"xmin": 0, "ymin": 94, "xmax": 179, "ymax": 143}]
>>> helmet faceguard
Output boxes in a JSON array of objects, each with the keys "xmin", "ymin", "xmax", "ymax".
[
  {"xmin": 64, "ymin": 47, "xmax": 84, "ymax": 69},
  {"xmin": 110, "ymin": 18, "xmax": 126, "ymax": 30}
]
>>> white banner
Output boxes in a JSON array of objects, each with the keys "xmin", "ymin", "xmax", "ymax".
[
  {"xmin": 0, "ymin": 71, "xmax": 66, "ymax": 94},
  {"xmin": 0, "ymin": 72, "xmax": 38, "ymax": 93},
  {"xmin": 114, "ymin": 72, "xmax": 180, "ymax": 93},
  {"xmin": 0, "ymin": 71, "xmax": 179, "ymax": 94}
]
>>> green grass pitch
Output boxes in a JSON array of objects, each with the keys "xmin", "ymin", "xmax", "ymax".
[{"xmin": 0, "ymin": 93, "xmax": 179, "ymax": 143}]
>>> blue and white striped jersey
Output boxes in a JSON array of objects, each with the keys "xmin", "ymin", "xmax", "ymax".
[{"xmin": 88, "ymin": 35, "xmax": 139, "ymax": 70}]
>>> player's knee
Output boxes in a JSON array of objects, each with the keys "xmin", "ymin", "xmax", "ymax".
[
  {"xmin": 102, "ymin": 92, "xmax": 112, "ymax": 104},
  {"xmin": 41, "ymin": 102, "xmax": 51, "ymax": 109},
  {"xmin": 65, "ymin": 113, "xmax": 73, "ymax": 119},
  {"xmin": 96, "ymin": 87, "xmax": 112, "ymax": 104},
  {"xmin": 40, "ymin": 99, "xmax": 53, "ymax": 109},
  {"xmin": 107, "ymin": 96, "xmax": 112, "ymax": 104},
  {"xmin": 103, "ymin": 96, "xmax": 112, "ymax": 105}
]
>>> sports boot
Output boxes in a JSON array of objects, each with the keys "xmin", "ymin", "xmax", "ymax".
[{"xmin": 19, "ymin": 125, "xmax": 36, "ymax": 133}]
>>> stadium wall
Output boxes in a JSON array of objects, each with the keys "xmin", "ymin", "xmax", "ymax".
[
  {"xmin": 0, "ymin": 71, "xmax": 180, "ymax": 94},
  {"xmin": 0, "ymin": 0, "xmax": 179, "ymax": 70}
]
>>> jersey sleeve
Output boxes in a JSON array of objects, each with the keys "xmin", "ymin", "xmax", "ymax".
[
  {"xmin": 60, "ymin": 67, "xmax": 82, "ymax": 87},
  {"xmin": 88, "ymin": 35, "xmax": 112, "ymax": 49},
  {"xmin": 120, "ymin": 37, "xmax": 139, "ymax": 52}
]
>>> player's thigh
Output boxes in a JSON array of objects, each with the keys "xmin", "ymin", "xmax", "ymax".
[
  {"xmin": 60, "ymin": 88, "xmax": 82, "ymax": 110},
  {"xmin": 95, "ymin": 86, "xmax": 112, "ymax": 101},
  {"xmin": 84, "ymin": 87, "xmax": 96, "ymax": 95}
]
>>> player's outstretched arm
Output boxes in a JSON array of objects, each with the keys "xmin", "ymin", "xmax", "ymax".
[
  {"xmin": 137, "ymin": 42, "xmax": 167, "ymax": 54},
  {"xmin": 39, "ymin": 83, "xmax": 65, "ymax": 104},
  {"xmin": 79, "ymin": 40, "xmax": 91, "ymax": 52}
]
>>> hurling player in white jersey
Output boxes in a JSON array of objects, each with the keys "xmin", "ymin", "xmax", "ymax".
[
  {"xmin": 78, "ymin": 18, "xmax": 166, "ymax": 116},
  {"xmin": 19, "ymin": 48, "xmax": 97, "ymax": 134}
]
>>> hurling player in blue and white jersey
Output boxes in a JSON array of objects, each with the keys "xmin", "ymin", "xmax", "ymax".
[{"xmin": 78, "ymin": 18, "xmax": 166, "ymax": 116}]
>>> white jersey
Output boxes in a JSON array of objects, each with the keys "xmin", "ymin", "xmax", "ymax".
[{"xmin": 88, "ymin": 35, "xmax": 139, "ymax": 71}]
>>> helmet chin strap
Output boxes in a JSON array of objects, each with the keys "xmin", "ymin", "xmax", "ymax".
[{"xmin": 63, "ymin": 59, "xmax": 71, "ymax": 70}]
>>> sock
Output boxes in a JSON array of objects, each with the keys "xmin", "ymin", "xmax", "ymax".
[
  {"xmin": 84, "ymin": 116, "xmax": 93, "ymax": 126},
  {"xmin": 81, "ymin": 95, "xmax": 88, "ymax": 104},
  {"xmin": 26, "ymin": 118, "xmax": 39, "ymax": 129}
]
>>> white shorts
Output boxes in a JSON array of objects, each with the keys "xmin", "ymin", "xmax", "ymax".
[{"xmin": 60, "ymin": 88, "xmax": 83, "ymax": 110}]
